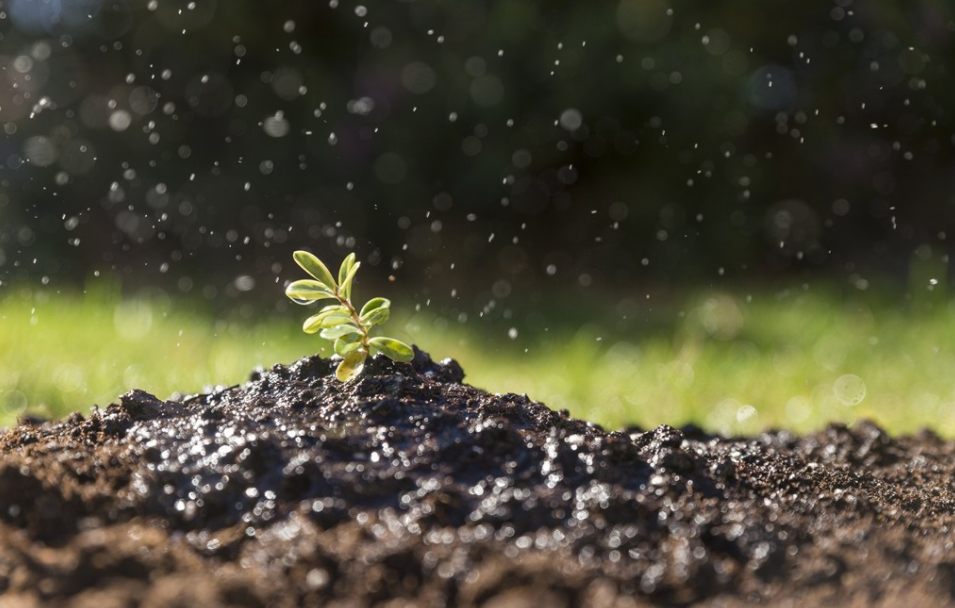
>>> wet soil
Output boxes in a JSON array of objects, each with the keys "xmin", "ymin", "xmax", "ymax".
[{"xmin": 2, "ymin": 348, "xmax": 955, "ymax": 607}]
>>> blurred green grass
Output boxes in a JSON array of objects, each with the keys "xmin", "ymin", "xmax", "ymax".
[{"xmin": 2, "ymin": 284, "xmax": 955, "ymax": 437}]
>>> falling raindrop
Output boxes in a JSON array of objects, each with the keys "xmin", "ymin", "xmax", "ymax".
[
  {"xmin": 263, "ymin": 113, "xmax": 290, "ymax": 138},
  {"xmin": 109, "ymin": 110, "xmax": 133, "ymax": 132},
  {"xmin": 559, "ymin": 108, "xmax": 582, "ymax": 130},
  {"xmin": 833, "ymin": 375, "xmax": 866, "ymax": 406},
  {"xmin": 737, "ymin": 405, "xmax": 758, "ymax": 424}
]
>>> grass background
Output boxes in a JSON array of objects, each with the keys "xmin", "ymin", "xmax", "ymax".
[{"xmin": 2, "ymin": 282, "xmax": 954, "ymax": 436}]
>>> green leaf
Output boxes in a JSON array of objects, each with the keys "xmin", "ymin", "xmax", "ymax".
[
  {"xmin": 302, "ymin": 310, "xmax": 352, "ymax": 334},
  {"xmin": 293, "ymin": 250, "xmax": 337, "ymax": 290},
  {"xmin": 335, "ymin": 350, "xmax": 366, "ymax": 382},
  {"xmin": 338, "ymin": 252, "xmax": 356, "ymax": 287},
  {"xmin": 369, "ymin": 337, "xmax": 414, "ymax": 363},
  {"xmin": 333, "ymin": 333, "xmax": 362, "ymax": 356},
  {"xmin": 286, "ymin": 280, "xmax": 336, "ymax": 304},
  {"xmin": 302, "ymin": 313, "xmax": 326, "ymax": 334},
  {"xmin": 320, "ymin": 323, "xmax": 362, "ymax": 340},
  {"xmin": 359, "ymin": 297, "xmax": 390, "ymax": 317},
  {"xmin": 360, "ymin": 306, "xmax": 390, "ymax": 328},
  {"xmin": 320, "ymin": 312, "xmax": 354, "ymax": 328},
  {"xmin": 339, "ymin": 261, "xmax": 361, "ymax": 301}
]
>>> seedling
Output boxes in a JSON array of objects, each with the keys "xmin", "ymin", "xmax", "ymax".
[{"xmin": 286, "ymin": 250, "xmax": 414, "ymax": 382}]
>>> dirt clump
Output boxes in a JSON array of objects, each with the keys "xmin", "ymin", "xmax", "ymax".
[{"xmin": 2, "ymin": 348, "xmax": 955, "ymax": 607}]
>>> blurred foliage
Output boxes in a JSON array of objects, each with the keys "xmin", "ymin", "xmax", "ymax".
[
  {"xmin": 0, "ymin": 0, "xmax": 953, "ymax": 310},
  {"xmin": 4, "ymin": 286, "xmax": 955, "ymax": 437}
]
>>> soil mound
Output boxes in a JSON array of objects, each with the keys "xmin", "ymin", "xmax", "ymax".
[{"xmin": 2, "ymin": 348, "xmax": 955, "ymax": 607}]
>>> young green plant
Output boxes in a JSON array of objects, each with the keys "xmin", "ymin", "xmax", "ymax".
[{"xmin": 285, "ymin": 250, "xmax": 414, "ymax": 381}]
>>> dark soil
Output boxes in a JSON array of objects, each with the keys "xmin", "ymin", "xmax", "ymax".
[{"xmin": 2, "ymin": 348, "xmax": 955, "ymax": 607}]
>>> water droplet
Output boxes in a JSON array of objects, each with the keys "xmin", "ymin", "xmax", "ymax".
[
  {"xmin": 263, "ymin": 113, "xmax": 290, "ymax": 137},
  {"xmin": 23, "ymin": 136, "xmax": 57, "ymax": 167},
  {"xmin": 736, "ymin": 404, "xmax": 757, "ymax": 423},
  {"xmin": 834, "ymin": 374, "xmax": 866, "ymax": 406},
  {"xmin": 559, "ymin": 108, "xmax": 582, "ymax": 130},
  {"xmin": 108, "ymin": 110, "xmax": 132, "ymax": 132}
]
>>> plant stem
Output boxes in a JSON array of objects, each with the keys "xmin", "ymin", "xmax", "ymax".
[{"xmin": 337, "ymin": 293, "xmax": 370, "ymax": 350}]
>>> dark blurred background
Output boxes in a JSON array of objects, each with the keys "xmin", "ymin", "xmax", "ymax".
[{"xmin": 0, "ymin": 0, "xmax": 953, "ymax": 311}]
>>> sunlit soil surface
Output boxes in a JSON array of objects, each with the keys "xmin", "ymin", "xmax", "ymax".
[
  {"xmin": 2, "ymin": 286, "xmax": 954, "ymax": 436},
  {"xmin": 4, "ymin": 349, "xmax": 955, "ymax": 606}
]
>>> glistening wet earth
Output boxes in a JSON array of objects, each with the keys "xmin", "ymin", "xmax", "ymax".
[{"xmin": 2, "ymin": 349, "xmax": 955, "ymax": 607}]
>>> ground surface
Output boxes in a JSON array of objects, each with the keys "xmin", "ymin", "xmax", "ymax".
[{"xmin": 1, "ymin": 349, "xmax": 954, "ymax": 607}]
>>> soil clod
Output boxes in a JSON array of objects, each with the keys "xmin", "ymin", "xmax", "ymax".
[{"xmin": 2, "ymin": 349, "xmax": 955, "ymax": 607}]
